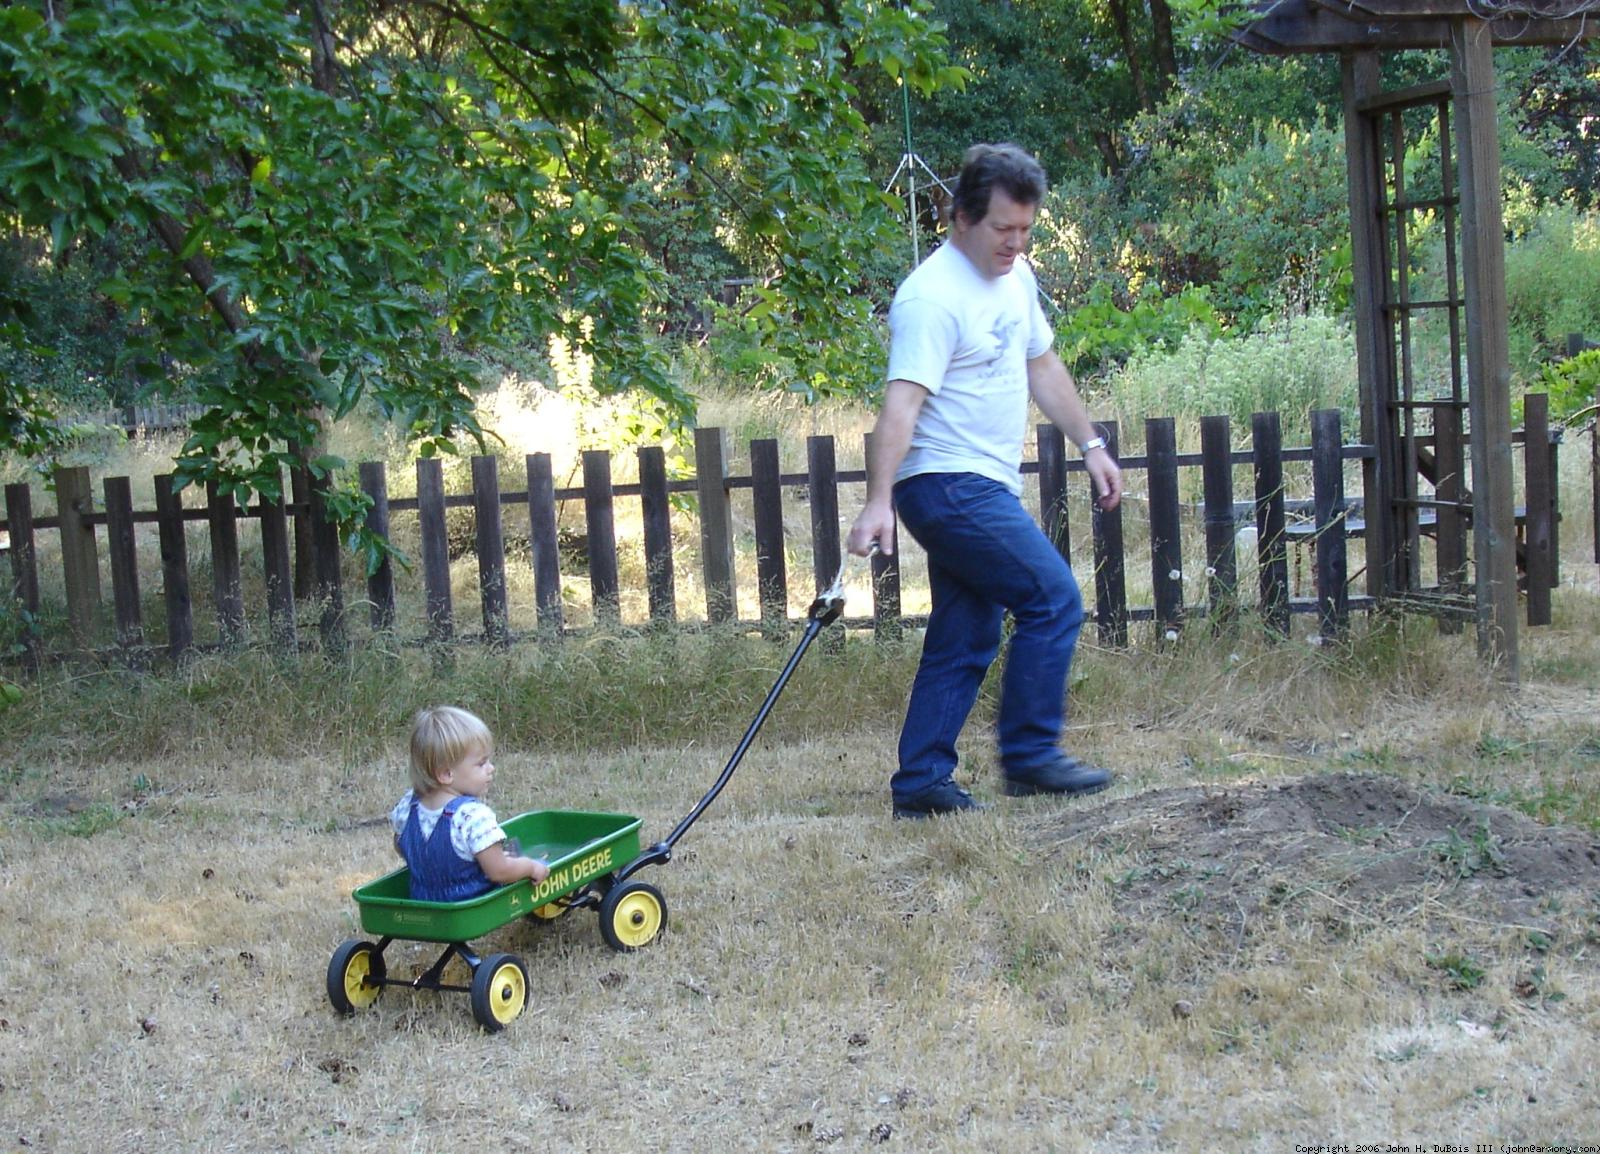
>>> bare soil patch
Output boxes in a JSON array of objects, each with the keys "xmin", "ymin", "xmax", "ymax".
[{"xmin": 1025, "ymin": 772, "xmax": 1600, "ymax": 943}]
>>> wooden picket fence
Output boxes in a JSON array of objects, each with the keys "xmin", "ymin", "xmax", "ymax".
[{"xmin": 0, "ymin": 407, "xmax": 1564, "ymax": 670}]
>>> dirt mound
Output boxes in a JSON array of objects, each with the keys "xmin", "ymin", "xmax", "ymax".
[{"xmin": 1024, "ymin": 773, "xmax": 1600, "ymax": 939}]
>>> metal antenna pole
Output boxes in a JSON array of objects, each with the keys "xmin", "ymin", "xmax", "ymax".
[{"xmin": 902, "ymin": 81, "xmax": 919, "ymax": 267}]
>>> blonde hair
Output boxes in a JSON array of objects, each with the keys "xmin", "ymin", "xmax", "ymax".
[{"xmin": 408, "ymin": 706, "xmax": 493, "ymax": 795}]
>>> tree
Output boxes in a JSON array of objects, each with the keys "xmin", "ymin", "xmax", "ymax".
[{"xmin": 0, "ymin": 0, "xmax": 961, "ymax": 537}]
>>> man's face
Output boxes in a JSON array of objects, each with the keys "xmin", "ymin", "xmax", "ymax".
[{"xmin": 952, "ymin": 187, "xmax": 1036, "ymax": 279}]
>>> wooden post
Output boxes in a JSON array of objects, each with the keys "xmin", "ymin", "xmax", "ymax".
[
  {"xmin": 1146, "ymin": 418, "xmax": 1184, "ymax": 639},
  {"xmin": 808, "ymin": 435, "xmax": 843, "ymax": 650},
  {"xmin": 417, "ymin": 457, "xmax": 453, "ymax": 645},
  {"xmin": 102, "ymin": 476, "xmax": 145, "ymax": 657},
  {"xmin": 580, "ymin": 450, "xmax": 620, "ymax": 630},
  {"xmin": 1433, "ymin": 401, "xmax": 1467, "ymax": 633},
  {"xmin": 637, "ymin": 446, "xmax": 676, "ymax": 626},
  {"xmin": 1199, "ymin": 415, "xmax": 1237, "ymax": 626},
  {"xmin": 526, "ymin": 453, "xmax": 564, "ymax": 635},
  {"xmin": 695, "ymin": 427, "xmax": 736, "ymax": 624},
  {"xmin": 309, "ymin": 476, "xmax": 346, "ymax": 656},
  {"xmin": 750, "ymin": 438, "xmax": 789, "ymax": 634},
  {"xmin": 1037, "ymin": 424, "xmax": 1070, "ymax": 564},
  {"xmin": 1453, "ymin": 17, "xmax": 1519, "ymax": 679},
  {"xmin": 1091, "ymin": 421, "xmax": 1127, "ymax": 648},
  {"xmin": 473, "ymin": 455, "xmax": 512, "ymax": 645},
  {"xmin": 260, "ymin": 481, "xmax": 297, "ymax": 651},
  {"xmin": 206, "ymin": 480, "xmax": 245, "ymax": 647},
  {"xmin": 1522, "ymin": 393, "xmax": 1553, "ymax": 627},
  {"xmin": 54, "ymin": 466, "xmax": 101, "ymax": 647},
  {"xmin": 356, "ymin": 462, "xmax": 392, "ymax": 635},
  {"xmin": 1311, "ymin": 409, "xmax": 1350, "ymax": 640},
  {"xmin": 4, "ymin": 482, "xmax": 41, "ymax": 671},
  {"xmin": 863, "ymin": 431, "xmax": 901, "ymax": 640},
  {"xmin": 1252, "ymin": 412, "xmax": 1289, "ymax": 637},
  {"xmin": 289, "ymin": 453, "xmax": 314, "ymax": 600},
  {"xmin": 153, "ymin": 474, "xmax": 193, "ymax": 660}
]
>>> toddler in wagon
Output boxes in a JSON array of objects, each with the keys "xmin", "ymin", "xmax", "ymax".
[{"xmin": 390, "ymin": 705, "xmax": 550, "ymax": 902}]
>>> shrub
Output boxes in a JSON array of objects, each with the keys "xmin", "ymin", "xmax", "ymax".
[{"xmin": 1505, "ymin": 204, "xmax": 1600, "ymax": 379}]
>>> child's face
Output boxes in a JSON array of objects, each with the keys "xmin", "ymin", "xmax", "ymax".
[{"xmin": 439, "ymin": 744, "xmax": 495, "ymax": 799}]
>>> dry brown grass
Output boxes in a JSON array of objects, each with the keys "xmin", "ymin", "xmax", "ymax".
[{"xmin": 5, "ymin": 580, "xmax": 1600, "ymax": 1152}]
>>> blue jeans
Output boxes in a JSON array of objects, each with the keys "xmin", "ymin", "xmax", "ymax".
[{"xmin": 891, "ymin": 472, "xmax": 1085, "ymax": 800}]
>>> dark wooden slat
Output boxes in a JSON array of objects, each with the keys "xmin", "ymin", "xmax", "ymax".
[
  {"xmin": 1311, "ymin": 408, "xmax": 1350, "ymax": 639},
  {"xmin": 472, "ymin": 455, "xmax": 511, "ymax": 645},
  {"xmin": 4, "ymin": 483, "xmax": 41, "ymax": 671},
  {"xmin": 637, "ymin": 446, "xmax": 676, "ymax": 625},
  {"xmin": 357, "ymin": 462, "xmax": 392, "ymax": 635},
  {"xmin": 153, "ymin": 474, "xmax": 193, "ymax": 659},
  {"xmin": 55, "ymin": 466, "xmax": 101, "ymax": 647},
  {"xmin": 581, "ymin": 450, "xmax": 620, "ymax": 629},
  {"xmin": 526, "ymin": 453, "xmax": 563, "ymax": 634},
  {"xmin": 206, "ymin": 480, "xmax": 245, "ymax": 647},
  {"xmin": 695, "ymin": 427, "xmax": 736, "ymax": 623},
  {"xmin": 1091, "ymin": 421, "xmax": 1127, "ymax": 647},
  {"xmin": 1252, "ymin": 412, "xmax": 1290, "ymax": 637},
  {"xmin": 1146, "ymin": 418, "xmax": 1185, "ymax": 638},
  {"xmin": 259, "ymin": 484, "xmax": 297, "ymax": 651},
  {"xmin": 863, "ymin": 431, "xmax": 901, "ymax": 639},
  {"xmin": 750, "ymin": 438, "xmax": 789, "ymax": 633},
  {"xmin": 309, "ymin": 476, "xmax": 346, "ymax": 655},
  {"xmin": 1036, "ymin": 424, "xmax": 1070, "ymax": 564},
  {"xmin": 1199, "ymin": 415, "xmax": 1237, "ymax": 626},
  {"xmin": 103, "ymin": 476, "xmax": 145, "ymax": 655},
  {"xmin": 417, "ymin": 457, "xmax": 453, "ymax": 644},
  {"xmin": 808, "ymin": 435, "xmax": 843, "ymax": 649},
  {"xmin": 289, "ymin": 455, "xmax": 314, "ymax": 600},
  {"xmin": 1433, "ymin": 401, "xmax": 1466, "ymax": 634},
  {"xmin": 1522, "ymin": 393, "xmax": 1553, "ymax": 627}
]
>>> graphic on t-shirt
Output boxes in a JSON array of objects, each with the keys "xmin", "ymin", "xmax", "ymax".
[{"xmin": 985, "ymin": 314, "xmax": 1020, "ymax": 368}]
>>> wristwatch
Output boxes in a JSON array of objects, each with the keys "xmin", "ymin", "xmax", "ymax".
[{"xmin": 1079, "ymin": 436, "xmax": 1107, "ymax": 454}]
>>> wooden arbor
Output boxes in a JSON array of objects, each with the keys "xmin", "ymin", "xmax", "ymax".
[{"xmin": 1238, "ymin": 1, "xmax": 1596, "ymax": 681}]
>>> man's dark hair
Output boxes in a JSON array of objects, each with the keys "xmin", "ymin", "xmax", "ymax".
[{"xmin": 950, "ymin": 143, "xmax": 1047, "ymax": 226}]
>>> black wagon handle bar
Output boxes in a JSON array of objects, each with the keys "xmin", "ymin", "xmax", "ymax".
[{"xmin": 612, "ymin": 593, "xmax": 845, "ymax": 885}]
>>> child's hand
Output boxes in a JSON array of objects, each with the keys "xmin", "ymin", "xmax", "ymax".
[{"xmin": 530, "ymin": 858, "xmax": 550, "ymax": 884}]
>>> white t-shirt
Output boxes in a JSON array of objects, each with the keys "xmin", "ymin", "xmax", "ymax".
[
  {"xmin": 887, "ymin": 242, "xmax": 1054, "ymax": 495},
  {"xmin": 389, "ymin": 791, "xmax": 507, "ymax": 862}
]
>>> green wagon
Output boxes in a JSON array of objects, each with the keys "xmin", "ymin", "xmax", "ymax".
[{"xmin": 328, "ymin": 592, "xmax": 846, "ymax": 1031}]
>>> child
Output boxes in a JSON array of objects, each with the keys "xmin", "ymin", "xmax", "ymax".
[{"xmin": 390, "ymin": 705, "xmax": 549, "ymax": 902}]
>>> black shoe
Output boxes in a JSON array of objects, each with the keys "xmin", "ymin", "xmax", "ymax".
[
  {"xmin": 1003, "ymin": 757, "xmax": 1112, "ymax": 798},
  {"xmin": 892, "ymin": 778, "xmax": 987, "ymax": 820}
]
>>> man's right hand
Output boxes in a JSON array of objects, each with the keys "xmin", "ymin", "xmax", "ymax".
[{"xmin": 847, "ymin": 502, "xmax": 897, "ymax": 557}]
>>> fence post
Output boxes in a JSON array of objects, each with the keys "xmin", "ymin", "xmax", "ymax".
[
  {"xmin": 54, "ymin": 466, "xmax": 101, "ymax": 648},
  {"xmin": 580, "ymin": 450, "xmax": 619, "ymax": 630},
  {"xmin": 1433, "ymin": 401, "xmax": 1467, "ymax": 633},
  {"xmin": 1091, "ymin": 421, "xmax": 1127, "ymax": 648},
  {"xmin": 417, "ymin": 457, "xmax": 453, "ymax": 645},
  {"xmin": 1522, "ymin": 393, "xmax": 1553, "ymax": 627},
  {"xmin": 153, "ymin": 474, "xmax": 194, "ymax": 660},
  {"xmin": 356, "ymin": 462, "xmax": 392, "ymax": 635},
  {"xmin": 637, "ymin": 446, "xmax": 676, "ymax": 627},
  {"xmin": 5, "ymin": 482, "xmax": 42, "ymax": 671},
  {"xmin": 260, "ymin": 471, "xmax": 298, "ymax": 651},
  {"xmin": 1252, "ymin": 412, "xmax": 1289, "ymax": 638},
  {"xmin": 695, "ymin": 427, "xmax": 736, "ymax": 624},
  {"xmin": 309, "ymin": 477, "xmax": 345, "ymax": 656},
  {"xmin": 807, "ymin": 435, "xmax": 842, "ymax": 650},
  {"xmin": 103, "ymin": 476, "xmax": 145, "ymax": 659},
  {"xmin": 207, "ymin": 480, "xmax": 245, "ymax": 647},
  {"xmin": 863, "ymin": 431, "xmax": 901, "ymax": 640},
  {"xmin": 526, "ymin": 453, "xmax": 564, "ymax": 636},
  {"xmin": 473, "ymin": 455, "xmax": 512, "ymax": 645},
  {"xmin": 289, "ymin": 451, "xmax": 314, "ymax": 601},
  {"xmin": 1037, "ymin": 424, "xmax": 1070, "ymax": 565},
  {"xmin": 1145, "ymin": 418, "xmax": 1184, "ymax": 639},
  {"xmin": 1311, "ymin": 408, "xmax": 1349, "ymax": 640},
  {"xmin": 750, "ymin": 438, "xmax": 789, "ymax": 635},
  {"xmin": 1199, "ymin": 415, "xmax": 1237, "ymax": 627}
]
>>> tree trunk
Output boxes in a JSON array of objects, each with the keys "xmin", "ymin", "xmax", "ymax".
[
  {"xmin": 1150, "ymin": 0, "xmax": 1178, "ymax": 102},
  {"xmin": 1108, "ymin": 0, "xmax": 1151, "ymax": 112}
]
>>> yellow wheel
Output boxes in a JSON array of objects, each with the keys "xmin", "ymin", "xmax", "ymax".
[
  {"xmin": 327, "ymin": 939, "xmax": 385, "ymax": 1014},
  {"xmin": 598, "ymin": 881, "xmax": 668, "ymax": 952},
  {"xmin": 529, "ymin": 900, "xmax": 567, "ymax": 920},
  {"xmin": 470, "ymin": 953, "xmax": 529, "ymax": 1032}
]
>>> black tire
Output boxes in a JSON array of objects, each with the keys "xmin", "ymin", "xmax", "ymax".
[
  {"xmin": 597, "ymin": 880, "xmax": 668, "ymax": 952},
  {"xmin": 470, "ymin": 953, "xmax": 529, "ymax": 1032},
  {"xmin": 327, "ymin": 939, "xmax": 385, "ymax": 1014}
]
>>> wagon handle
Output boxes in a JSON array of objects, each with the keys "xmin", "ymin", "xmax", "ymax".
[{"xmin": 612, "ymin": 592, "xmax": 844, "ymax": 885}]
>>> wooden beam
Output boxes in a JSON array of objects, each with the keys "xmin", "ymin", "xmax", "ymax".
[
  {"xmin": 1237, "ymin": 0, "xmax": 1596, "ymax": 53},
  {"xmin": 1452, "ymin": 16, "xmax": 1519, "ymax": 680}
]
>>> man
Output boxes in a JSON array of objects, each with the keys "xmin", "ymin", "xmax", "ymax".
[{"xmin": 846, "ymin": 143, "xmax": 1123, "ymax": 819}]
